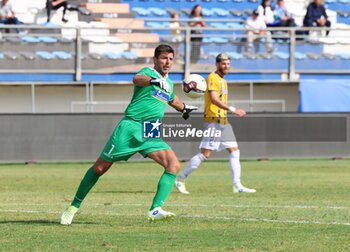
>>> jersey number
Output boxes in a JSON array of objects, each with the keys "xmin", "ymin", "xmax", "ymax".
[{"xmin": 107, "ymin": 144, "xmax": 115, "ymax": 156}]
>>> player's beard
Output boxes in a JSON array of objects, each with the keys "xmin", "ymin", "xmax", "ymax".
[
  {"xmin": 156, "ymin": 65, "xmax": 170, "ymax": 77},
  {"xmin": 218, "ymin": 68, "xmax": 229, "ymax": 77}
]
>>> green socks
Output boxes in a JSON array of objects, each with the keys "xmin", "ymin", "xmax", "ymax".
[
  {"xmin": 71, "ymin": 167, "xmax": 100, "ymax": 208},
  {"xmin": 70, "ymin": 167, "xmax": 176, "ymax": 210},
  {"xmin": 150, "ymin": 170, "xmax": 177, "ymax": 210}
]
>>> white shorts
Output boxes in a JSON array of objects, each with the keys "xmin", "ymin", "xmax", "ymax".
[{"xmin": 199, "ymin": 122, "xmax": 238, "ymax": 152}]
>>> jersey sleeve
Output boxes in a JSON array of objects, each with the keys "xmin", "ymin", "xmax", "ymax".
[
  {"xmin": 207, "ymin": 74, "xmax": 220, "ymax": 92},
  {"xmin": 169, "ymin": 91, "xmax": 175, "ymax": 102},
  {"xmin": 136, "ymin": 67, "xmax": 149, "ymax": 76}
]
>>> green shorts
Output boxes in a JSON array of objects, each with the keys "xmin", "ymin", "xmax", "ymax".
[{"xmin": 100, "ymin": 118, "xmax": 171, "ymax": 162}]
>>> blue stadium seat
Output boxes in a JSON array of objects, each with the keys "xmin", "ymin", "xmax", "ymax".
[
  {"xmin": 227, "ymin": 52, "xmax": 243, "ymax": 59},
  {"xmin": 338, "ymin": 0, "xmax": 350, "ymax": 4},
  {"xmin": 121, "ymin": 52, "xmax": 138, "ymax": 60},
  {"xmin": 38, "ymin": 36, "xmax": 58, "ymax": 43},
  {"xmin": 202, "ymin": 8, "xmax": 213, "ymax": 17},
  {"xmin": 52, "ymin": 51, "xmax": 72, "ymax": 60},
  {"xmin": 4, "ymin": 52, "xmax": 20, "ymax": 60},
  {"xmin": 21, "ymin": 36, "xmax": 40, "ymax": 43},
  {"xmin": 337, "ymin": 10, "xmax": 350, "ymax": 23},
  {"xmin": 306, "ymin": 53, "xmax": 321, "ymax": 60},
  {"xmin": 36, "ymin": 51, "xmax": 54, "ymax": 60},
  {"xmin": 20, "ymin": 52, "xmax": 36, "ymax": 60},
  {"xmin": 337, "ymin": 53, "xmax": 350, "ymax": 59},
  {"xmin": 148, "ymin": 7, "xmax": 168, "ymax": 16},
  {"xmin": 337, "ymin": 10, "xmax": 350, "ymax": 17},
  {"xmin": 230, "ymin": 9, "xmax": 245, "ymax": 17},
  {"xmin": 0, "ymin": 52, "xmax": 4, "ymax": 60},
  {"xmin": 89, "ymin": 53, "xmax": 104, "ymax": 60},
  {"xmin": 273, "ymin": 52, "xmax": 289, "ymax": 60},
  {"xmin": 322, "ymin": 53, "xmax": 337, "ymax": 59},
  {"xmin": 104, "ymin": 52, "xmax": 122, "ymax": 60},
  {"xmin": 211, "ymin": 8, "xmax": 230, "ymax": 17},
  {"xmin": 295, "ymin": 52, "xmax": 307, "ymax": 60},
  {"xmin": 132, "ymin": 7, "xmax": 149, "ymax": 16}
]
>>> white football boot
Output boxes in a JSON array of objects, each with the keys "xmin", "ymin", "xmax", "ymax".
[
  {"xmin": 147, "ymin": 207, "xmax": 176, "ymax": 222},
  {"xmin": 60, "ymin": 205, "xmax": 79, "ymax": 225},
  {"xmin": 233, "ymin": 184, "xmax": 256, "ymax": 193},
  {"xmin": 175, "ymin": 180, "xmax": 190, "ymax": 194}
]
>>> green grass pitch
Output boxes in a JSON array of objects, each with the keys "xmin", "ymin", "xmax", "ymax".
[{"xmin": 0, "ymin": 160, "xmax": 349, "ymax": 251}]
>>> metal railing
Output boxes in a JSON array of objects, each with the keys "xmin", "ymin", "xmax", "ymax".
[{"xmin": 1, "ymin": 24, "xmax": 350, "ymax": 81}]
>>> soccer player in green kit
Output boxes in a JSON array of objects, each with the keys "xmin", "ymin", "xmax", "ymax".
[{"xmin": 60, "ymin": 44, "xmax": 197, "ymax": 224}]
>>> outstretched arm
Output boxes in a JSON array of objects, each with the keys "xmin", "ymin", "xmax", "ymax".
[
  {"xmin": 168, "ymin": 95, "xmax": 198, "ymax": 120},
  {"xmin": 168, "ymin": 95, "xmax": 185, "ymax": 111},
  {"xmin": 133, "ymin": 75, "xmax": 170, "ymax": 92},
  {"xmin": 133, "ymin": 75, "xmax": 152, "ymax": 87},
  {"xmin": 209, "ymin": 91, "xmax": 246, "ymax": 117}
]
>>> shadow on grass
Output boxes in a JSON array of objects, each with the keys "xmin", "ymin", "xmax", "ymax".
[
  {"xmin": 0, "ymin": 220, "xmax": 96, "ymax": 225},
  {"xmin": 93, "ymin": 190, "xmax": 154, "ymax": 194}
]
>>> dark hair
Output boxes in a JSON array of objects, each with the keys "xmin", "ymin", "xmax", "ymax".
[
  {"xmin": 154, "ymin": 44, "xmax": 174, "ymax": 58},
  {"xmin": 190, "ymin": 4, "xmax": 203, "ymax": 17},
  {"xmin": 261, "ymin": 0, "xmax": 270, "ymax": 6},
  {"xmin": 216, "ymin": 53, "xmax": 230, "ymax": 63}
]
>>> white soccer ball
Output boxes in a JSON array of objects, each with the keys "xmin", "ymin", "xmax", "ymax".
[{"xmin": 182, "ymin": 74, "xmax": 207, "ymax": 99}]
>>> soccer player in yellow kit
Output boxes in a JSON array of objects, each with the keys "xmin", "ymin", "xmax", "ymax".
[{"xmin": 176, "ymin": 53, "xmax": 256, "ymax": 194}]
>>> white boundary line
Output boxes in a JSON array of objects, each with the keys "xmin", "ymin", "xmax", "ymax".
[
  {"xmin": 1, "ymin": 203, "xmax": 350, "ymax": 210},
  {"xmin": 0, "ymin": 209, "xmax": 349, "ymax": 226},
  {"xmin": 181, "ymin": 214, "xmax": 350, "ymax": 226}
]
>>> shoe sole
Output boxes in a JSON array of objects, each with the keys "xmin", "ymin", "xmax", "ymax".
[
  {"xmin": 233, "ymin": 190, "xmax": 256, "ymax": 193},
  {"xmin": 148, "ymin": 214, "xmax": 176, "ymax": 223},
  {"xmin": 59, "ymin": 221, "xmax": 71, "ymax": 225}
]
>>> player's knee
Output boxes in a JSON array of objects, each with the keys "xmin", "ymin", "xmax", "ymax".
[
  {"xmin": 93, "ymin": 163, "xmax": 110, "ymax": 175},
  {"xmin": 201, "ymin": 152, "xmax": 211, "ymax": 159},
  {"xmin": 166, "ymin": 160, "xmax": 180, "ymax": 174}
]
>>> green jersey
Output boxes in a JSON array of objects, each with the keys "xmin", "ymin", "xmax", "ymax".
[{"xmin": 124, "ymin": 67, "xmax": 175, "ymax": 121}]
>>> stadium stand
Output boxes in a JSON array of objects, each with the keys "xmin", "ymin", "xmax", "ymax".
[{"xmin": 0, "ymin": 0, "xmax": 349, "ymax": 77}]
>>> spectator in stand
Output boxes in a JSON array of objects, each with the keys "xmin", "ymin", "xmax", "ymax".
[
  {"xmin": 257, "ymin": 0, "xmax": 275, "ymax": 26},
  {"xmin": 46, "ymin": 0, "xmax": 80, "ymax": 23},
  {"xmin": 303, "ymin": 0, "xmax": 331, "ymax": 36},
  {"xmin": 170, "ymin": 12, "xmax": 183, "ymax": 63},
  {"xmin": 188, "ymin": 5, "xmax": 205, "ymax": 64},
  {"xmin": 273, "ymin": 0, "xmax": 296, "ymax": 27},
  {"xmin": 0, "ymin": 0, "xmax": 23, "ymax": 33},
  {"xmin": 245, "ymin": 10, "xmax": 273, "ymax": 53}
]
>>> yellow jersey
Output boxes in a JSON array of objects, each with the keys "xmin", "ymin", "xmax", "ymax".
[{"xmin": 204, "ymin": 71, "xmax": 229, "ymax": 124}]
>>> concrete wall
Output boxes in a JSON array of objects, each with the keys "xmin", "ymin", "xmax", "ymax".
[{"xmin": 0, "ymin": 113, "xmax": 348, "ymax": 163}]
